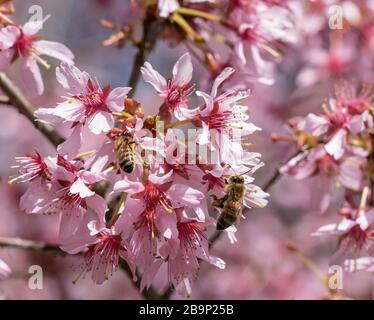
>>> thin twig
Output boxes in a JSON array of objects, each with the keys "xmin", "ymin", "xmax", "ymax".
[
  {"xmin": 0, "ymin": 236, "xmax": 67, "ymax": 255},
  {"xmin": 0, "ymin": 236, "xmax": 159, "ymax": 299},
  {"xmin": 0, "ymin": 72, "xmax": 64, "ymax": 147},
  {"xmin": 127, "ymin": 9, "xmax": 160, "ymax": 96}
]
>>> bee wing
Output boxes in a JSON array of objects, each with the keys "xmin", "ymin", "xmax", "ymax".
[{"xmin": 234, "ymin": 199, "xmax": 246, "ymax": 229}]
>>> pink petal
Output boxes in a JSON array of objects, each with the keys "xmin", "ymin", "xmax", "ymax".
[
  {"xmin": 106, "ymin": 87, "xmax": 131, "ymax": 112},
  {"xmin": 22, "ymin": 15, "xmax": 50, "ymax": 35},
  {"xmin": 303, "ymin": 113, "xmax": 330, "ymax": 135},
  {"xmin": 88, "ymin": 111, "xmax": 114, "ymax": 135},
  {"xmin": 172, "ymin": 52, "xmax": 192, "ymax": 87},
  {"xmin": 0, "ymin": 259, "xmax": 11, "ymax": 280},
  {"xmin": 113, "ymin": 179, "xmax": 144, "ymax": 194},
  {"xmin": 59, "ymin": 207, "xmax": 86, "ymax": 240},
  {"xmin": 0, "ymin": 25, "xmax": 19, "ymax": 50},
  {"xmin": 57, "ymin": 125, "xmax": 82, "ymax": 158},
  {"xmin": 149, "ymin": 170, "xmax": 173, "ymax": 185},
  {"xmin": 33, "ymin": 40, "xmax": 74, "ymax": 64},
  {"xmin": 56, "ymin": 62, "xmax": 89, "ymax": 94},
  {"xmin": 21, "ymin": 57, "xmax": 44, "ymax": 96},
  {"xmin": 86, "ymin": 195, "xmax": 108, "ymax": 223},
  {"xmin": 70, "ymin": 178, "xmax": 95, "ymax": 198},
  {"xmin": 0, "ymin": 48, "xmax": 14, "ymax": 70},
  {"xmin": 167, "ymin": 183, "xmax": 204, "ymax": 208},
  {"xmin": 141, "ymin": 61, "xmax": 167, "ymax": 92},
  {"xmin": 211, "ymin": 67, "xmax": 235, "ymax": 97},
  {"xmin": 325, "ymin": 129, "xmax": 346, "ymax": 159},
  {"xmin": 35, "ymin": 99, "xmax": 85, "ymax": 123}
]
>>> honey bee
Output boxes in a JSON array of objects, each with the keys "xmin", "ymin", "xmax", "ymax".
[
  {"xmin": 212, "ymin": 175, "xmax": 246, "ymax": 230},
  {"xmin": 115, "ymin": 133, "xmax": 136, "ymax": 173}
]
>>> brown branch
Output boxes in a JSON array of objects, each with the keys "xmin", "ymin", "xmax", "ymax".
[
  {"xmin": 127, "ymin": 8, "xmax": 160, "ymax": 96},
  {"xmin": 0, "ymin": 236, "xmax": 160, "ymax": 299},
  {"xmin": 0, "ymin": 236, "xmax": 67, "ymax": 255},
  {"xmin": 0, "ymin": 72, "xmax": 64, "ymax": 147}
]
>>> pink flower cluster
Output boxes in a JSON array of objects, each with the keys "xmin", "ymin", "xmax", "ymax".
[
  {"xmin": 276, "ymin": 83, "xmax": 374, "ymax": 273},
  {"xmin": 12, "ymin": 52, "xmax": 267, "ymax": 295},
  {"xmin": 117, "ymin": 0, "xmax": 298, "ymax": 87}
]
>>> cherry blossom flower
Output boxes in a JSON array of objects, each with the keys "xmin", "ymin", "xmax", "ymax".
[
  {"xmin": 160, "ymin": 215, "xmax": 225, "ymax": 296},
  {"xmin": 141, "ymin": 52, "xmax": 194, "ymax": 120},
  {"xmin": 19, "ymin": 154, "xmax": 107, "ymax": 240},
  {"xmin": 194, "ymin": 67, "xmax": 260, "ymax": 163},
  {"xmin": 303, "ymin": 84, "xmax": 374, "ymax": 159},
  {"xmin": 62, "ymin": 220, "xmax": 134, "ymax": 284},
  {"xmin": 313, "ymin": 203, "xmax": 374, "ymax": 268},
  {"xmin": 35, "ymin": 62, "xmax": 131, "ymax": 156},
  {"xmin": 280, "ymin": 145, "xmax": 365, "ymax": 211},
  {"xmin": 0, "ymin": 17, "xmax": 74, "ymax": 95},
  {"xmin": 231, "ymin": 2, "xmax": 297, "ymax": 84}
]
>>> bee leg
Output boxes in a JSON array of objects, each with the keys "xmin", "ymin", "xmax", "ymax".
[{"xmin": 211, "ymin": 194, "xmax": 228, "ymax": 208}]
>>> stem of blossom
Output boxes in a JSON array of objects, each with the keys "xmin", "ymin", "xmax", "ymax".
[
  {"xmin": 171, "ymin": 12, "xmax": 203, "ymax": 43},
  {"xmin": 286, "ymin": 242, "xmax": 350, "ymax": 299},
  {"xmin": 0, "ymin": 11, "xmax": 13, "ymax": 25},
  {"xmin": 0, "ymin": 72, "xmax": 64, "ymax": 147},
  {"xmin": 127, "ymin": 9, "xmax": 159, "ymax": 97},
  {"xmin": 165, "ymin": 119, "xmax": 193, "ymax": 130},
  {"xmin": 358, "ymin": 186, "xmax": 370, "ymax": 216},
  {"xmin": 175, "ymin": 7, "xmax": 222, "ymax": 22},
  {"xmin": 286, "ymin": 242, "xmax": 328, "ymax": 285}
]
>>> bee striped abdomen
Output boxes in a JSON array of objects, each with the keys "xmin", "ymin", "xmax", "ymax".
[
  {"xmin": 115, "ymin": 134, "xmax": 135, "ymax": 173},
  {"xmin": 215, "ymin": 176, "xmax": 246, "ymax": 231},
  {"xmin": 217, "ymin": 201, "xmax": 242, "ymax": 230}
]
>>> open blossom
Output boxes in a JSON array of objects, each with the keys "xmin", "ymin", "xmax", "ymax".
[
  {"xmin": 62, "ymin": 220, "xmax": 134, "ymax": 284},
  {"xmin": 194, "ymin": 67, "xmax": 260, "ymax": 163},
  {"xmin": 35, "ymin": 62, "xmax": 131, "ymax": 156},
  {"xmin": 231, "ymin": 2, "xmax": 297, "ymax": 84},
  {"xmin": 0, "ymin": 17, "xmax": 74, "ymax": 95},
  {"xmin": 112, "ymin": 167, "xmax": 206, "ymax": 291},
  {"xmin": 313, "ymin": 203, "xmax": 374, "ymax": 268},
  {"xmin": 301, "ymin": 83, "xmax": 374, "ymax": 159},
  {"xmin": 9, "ymin": 150, "xmax": 51, "ymax": 184},
  {"xmin": 160, "ymin": 215, "xmax": 225, "ymax": 296},
  {"xmin": 18, "ymin": 153, "xmax": 107, "ymax": 240},
  {"xmin": 280, "ymin": 145, "xmax": 365, "ymax": 211},
  {"xmin": 0, "ymin": 258, "xmax": 11, "ymax": 280},
  {"xmin": 141, "ymin": 52, "xmax": 194, "ymax": 121}
]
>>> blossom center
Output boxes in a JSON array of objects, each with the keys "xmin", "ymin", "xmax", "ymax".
[
  {"xmin": 177, "ymin": 221, "xmax": 206, "ymax": 253},
  {"xmin": 14, "ymin": 32, "xmax": 36, "ymax": 57},
  {"xmin": 166, "ymin": 80, "xmax": 193, "ymax": 110},
  {"xmin": 74, "ymin": 80, "xmax": 110, "ymax": 117},
  {"xmin": 143, "ymin": 181, "xmax": 172, "ymax": 212}
]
